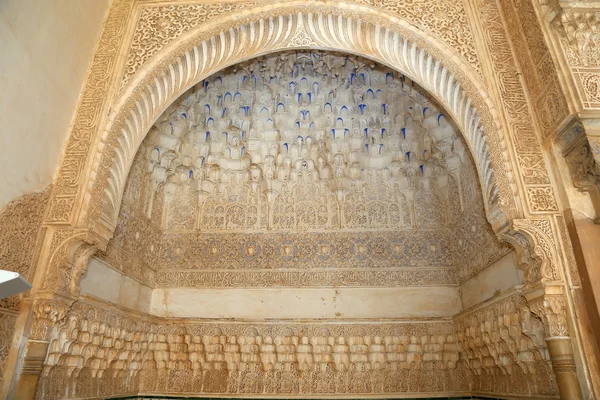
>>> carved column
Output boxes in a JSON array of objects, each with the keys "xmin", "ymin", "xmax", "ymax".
[
  {"xmin": 525, "ymin": 287, "xmax": 583, "ymax": 400},
  {"xmin": 7, "ymin": 228, "xmax": 101, "ymax": 400},
  {"xmin": 14, "ymin": 299, "xmax": 72, "ymax": 400},
  {"xmin": 581, "ymin": 118, "xmax": 600, "ymax": 168},
  {"xmin": 553, "ymin": 116, "xmax": 600, "ymax": 396},
  {"xmin": 506, "ymin": 218, "xmax": 586, "ymax": 398}
]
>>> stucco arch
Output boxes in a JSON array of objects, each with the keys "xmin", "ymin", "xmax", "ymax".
[{"xmin": 77, "ymin": 2, "xmax": 521, "ymax": 239}]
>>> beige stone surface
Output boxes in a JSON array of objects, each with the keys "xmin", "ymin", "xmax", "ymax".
[
  {"xmin": 80, "ymin": 258, "xmax": 122, "ymax": 304},
  {"xmin": 459, "ymin": 252, "xmax": 523, "ymax": 309},
  {"xmin": 80, "ymin": 258, "xmax": 152, "ymax": 313},
  {"xmin": 150, "ymin": 286, "xmax": 462, "ymax": 319},
  {"xmin": 0, "ymin": 0, "xmax": 109, "ymax": 208}
]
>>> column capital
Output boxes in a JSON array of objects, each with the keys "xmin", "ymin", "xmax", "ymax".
[
  {"xmin": 30, "ymin": 297, "xmax": 74, "ymax": 341},
  {"xmin": 523, "ymin": 285, "xmax": 570, "ymax": 338}
]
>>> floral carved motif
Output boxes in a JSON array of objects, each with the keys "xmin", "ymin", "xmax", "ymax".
[
  {"xmin": 0, "ymin": 187, "xmax": 51, "ymax": 310},
  {"xmin": 526, "ymin": 187, "xmax": 559, "ymax": 212},
  {"xmin": 528, "ymin": 294, "xmax": 569, "ymax": 338},
  {"xmin": 353, "ymin": 0, "xmax": 481, "ymax": 74},
  {"xmin": 287, "ymin": 26, "xmax": 317, "ymax": 48},
  {"xmin": 119, "ymin": 0, "xmax": 481, "ymax": 89},
  {"xmin": 120, "ymin": 2, "xmax": 259, "ymax": 89},
  {"xmin": 511, "ymin": 219, "xmax": 562, "ymax": 283}
]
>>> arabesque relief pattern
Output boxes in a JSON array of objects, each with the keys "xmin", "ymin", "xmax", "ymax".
[
  {"xmin": 498, "ymin": 0, "xmax": 569, "ymax": 139},
  {"xmin": 33, "ymin": 296, "xmax": 558, "ymax": 399},
  {"xmin": 119, "ymin": 0, "xmax": 481, "ymax": 90},
  {"xmin": 0, "ymin": 188, "xmax": 50, "ymax": 388},
  {"xmin": 473, "ymin": 0, "xmax": 559, "ymax": 214},
  {"xmin": 0, "ymin": 312, "xmax": 17, "ymax": 391},
  {"xmin": 554, "ymin": 10, "xmax": 600, "ymax": 108},
  {"xmin": 0, "ymin": 188, "xmax": 50, "ymax": 310}
]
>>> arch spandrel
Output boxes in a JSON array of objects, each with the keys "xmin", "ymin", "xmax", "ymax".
[{"xmin": 73, "ymin": 4, "xmax": 521, "ymax": 241}]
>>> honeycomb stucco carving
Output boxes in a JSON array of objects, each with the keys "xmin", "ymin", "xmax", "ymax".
[
  {"xmin": 34, "ymin": 297, "xmax": 559, "ymax": 399},
  {"xmin": 454, "ymin": 294, "xmax": 559, "ymax": 397},
  {"xmin": 83, "ymin": 7, "xmax": 516, "ymax": 243},
  {"xmin": 554, "ymin": 10, "xmax": 600, "ymax": 108}
]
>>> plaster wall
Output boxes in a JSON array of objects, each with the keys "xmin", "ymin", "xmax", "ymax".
[
  {"xmin": 150, "ymin": 286, "xmax": 462, "ymax": 319},
  {"xmin": 80, "ymin": 257, "xmax": 152, "ymax": 314},
  {"xmin": 81, "ymin": 257, "xmax": 462, "ymax": 319},
  {"xmin": 459, "ymin": 252, "xmax": 523, "ymax": 309},
  {"xmin": 0, "ymin": 0, "xmax": 109, "ymax": 208}
]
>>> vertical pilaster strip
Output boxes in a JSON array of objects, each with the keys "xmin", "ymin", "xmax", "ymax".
[{"xmin": 527, "ymin": 289, "xmax": 583, "ymax": 400}]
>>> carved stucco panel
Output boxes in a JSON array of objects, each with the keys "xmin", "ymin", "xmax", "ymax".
[
  {"xmin": 554, "ymin": 10, "xmax": 600, "ymax": 109},
  {"xmin": 472, "ymin": 0, "xmax": 559, "ymax": 214},
  {"xmin": 497, "ymin": 0, "xmax": 569, "ymax": 139},
  {"xmin": 34, "ymin": 297, "xmax": 560, "ymax": 399},
  {"xmin": 0, "ymin": 187, "xmax": 51, "ymax": 310},
  {"xmin": 511, "ymin": 218, "xmax": 562, "ymax": 283},
  {"xmin": 0, "ymin": 312, "xmax": 18, "ymax": 391},
  {"xmin": 119, "ymin": 0, "xmax": 482, "ymax": 90},
  {"xmin": 47, "ymin": 0, "xmax": 134, "ymax": 223},
  {"xmin": 120, "ymin": 2, "xmax": 261, "ymax": 89},
  {"xmin": 555, "ymin": 215, "xmax": 581, "ymax": 286}
]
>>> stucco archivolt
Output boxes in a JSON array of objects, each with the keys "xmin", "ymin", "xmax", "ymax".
[{"xmin": 80, "ymin": 5, "xmax": 516, "ymax": 242}]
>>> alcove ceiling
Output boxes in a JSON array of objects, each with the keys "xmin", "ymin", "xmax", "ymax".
[{"xmin": 101, "ymin": 50, "xmax": 511, "ymax": 288}]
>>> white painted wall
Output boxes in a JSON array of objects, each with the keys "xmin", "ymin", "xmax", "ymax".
[
  {"xmin": 0, "ymin": 0, "xmax": 109, "ymax": 208},
  {"xmin": 459, "ymin": 252, "xmax": 523, "ymax": 309}
]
